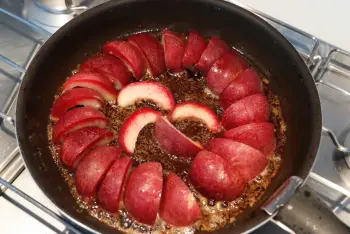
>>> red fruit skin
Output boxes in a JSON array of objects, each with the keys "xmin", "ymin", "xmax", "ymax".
[
  {"xmin": 60, "ymin": 127, "xmax": 114, "ymax": 170},
  {"xmin": 103, "ymin": 40, "xmax": 146, "ymax": 79},
  {"xmin": 168, "ymin": 101, "xmax": 220, "ymax": 132},
  {"xmin": 50, "ymin": 88, "xmax": 104, "ymax": 122},
  {"xmin": 207, "ymin": 138, "xmax": 268, "ymax": 181},
  {"xmin": 159, "ymin": 173, "xmax": 201, "ymax": 227},
  {"xmin": 75, "ymin": 146, "xmax": 121, "ymax": 197},
  {"xmin": 80, "ymin": 54, "xmax": 132, "ymax": 89},
  {"xmin": 128, "ymin": 33, "xmax": 166, "ymax": 77},
  {"xmin": 154, "ymin": 116, "xmax": 203, "ymax": 158},
  {"xmin": 52, "ymin": 107, "xmax": 108, "ymax": 144},
  {"xmin": 117, "ymin": 81, "xmax": 175, "ymax": 110},
  {"xmin": 97, "ymin": 157, "xmax": 133, "ymax": 213},
  {"xmin": 124, "ymin": 162, "xmax": 163, "ymax": 226},
  {"xmin": 224, "ymin": 122, "xmax": 276, "ymax": 156},
  {"xmin": 182, "ymin": 30, "xmax": 207, "ymax": 68},
  {"xmin": 220, "ymin": 68, "xmax": 263, "ymax": 109},
  {"xmin": 62, "ymin": 72, "xmax": 118, "ymax": 101},
  {"xmin": 190, "ymin": 150, "xmax": 245, "ymax": 200},
  {"xmin": 195, "ymin": 37, "xmax": 229, "ymax": 75},
  {"xmin": 162, "ymin": 29, "xmax": 185, "ymax": 72},
  {"xmin": 206, "ymin": 51, "xmax": 249, "ymax": 95},
  {"xmin": 119, "ymin": 108, "xmax": 160, "ymax": 154},
  {"xmin": 221, "ymin": 94, "xmax": 269, "ymax": 129}
]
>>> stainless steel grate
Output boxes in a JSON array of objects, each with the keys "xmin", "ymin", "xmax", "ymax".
[{"xmin": 0, "ymin": 1, "xmax": 350, "ymax": 233}]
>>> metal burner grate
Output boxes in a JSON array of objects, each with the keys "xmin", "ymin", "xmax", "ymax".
[{"xmin": 0, "ymin": 1, "xmax": 350, "ymax": 233}]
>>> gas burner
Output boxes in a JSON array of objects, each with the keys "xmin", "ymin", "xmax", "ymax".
[
  {"xmin": 22, "ymin": 0, "xmax": 76, "ymax": 33},
  {"xmin": 22, "ymin": 0, "xmax": 108, "ymax": 33}
]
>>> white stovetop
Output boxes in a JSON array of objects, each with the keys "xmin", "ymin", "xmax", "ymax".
[
  {"xmin": 1, "ymin": 0, "xmax": 349, "ymax": 233},
  {"xmin": 235, "ymin": 0, "xmax": 350, "ymax": 52}
]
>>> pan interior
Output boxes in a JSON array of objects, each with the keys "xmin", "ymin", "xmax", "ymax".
[{"xmin": 16, "ymin": 0, "xmax": 321, "ymax": 233}]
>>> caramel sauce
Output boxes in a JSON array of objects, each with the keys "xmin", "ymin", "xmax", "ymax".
[{"xmin": 48, "ymin": 55, "xmax": 286, "ymax": 234}]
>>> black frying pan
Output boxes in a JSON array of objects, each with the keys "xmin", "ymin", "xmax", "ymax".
[{"xmin": 16, "ymin": 0, "xmax": 322, "ymax": 233}]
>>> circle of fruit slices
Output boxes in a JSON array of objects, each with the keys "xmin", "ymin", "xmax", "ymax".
[{"xmin": 50, "ymin": 29, "xmax": 277, "ymax": 228}]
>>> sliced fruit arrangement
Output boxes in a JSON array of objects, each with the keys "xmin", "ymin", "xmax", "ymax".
[
  {"xmin": 182, "ymin": 30, "xmax": 207, "ymax": 68},
  {"xmin": 80, "ymin": 54, "xmax": 132, "ymax": 89},
  {"xmin": 60, "ymin": 127, "xmax": 114, "ymax": 170},
  {"xmin": 119, "ymin": 108, "xmax": 160, "ymax": 154},
  {"xmin": 207, "ymin": 138, "xmax": 268, "ymax": 182},
  {"xmin": 97, "ymin": 157, "xmax": 133, "ymax": 212},
  {"xmin": 117, "ymin": 81, "xmax": 175, "ymax": 110},
  {"xmin": 75, "ymin": 146, "xmax": 120, "ymax": 196},
  {"xmin": 196, "ymin": 37, "xmax": 229, "ymax": 75},
  {"xmin": 50, "ymin": 87, "xmax": 104, "ymax": 121},
  {"xmin": 52, "ymin": 107, "xmax": 108, "ymax": 144},
  {"xmin": 103, "ymin": 40, "xmax": 146, "ymax": 79},
  {"xmin": 159, "ymin": 173, "xmax": 201, "ymax": 227},
  {"xmin": 224, "ymin": 122, "xmax": 276, "ymax": 156},
  {"xmin": 168, "ymin": 101, "xmax": 220, "ymax": 132},
  {"xmin": 220, "ymin": 68, "xmax": 263, "ymax": 109},
  {"xmin": 206, "ymin": 51, "xmax": 249, "ymax": 95},
  {"xmin": 154, "ymin": 116, "xmax": 203, "ymax": 158},
  {"xmin": 221, "ymin": 93, "xmax": 269, "ymax": 129},
  {"xmin": 49, "ymin": 29, "xmax": 280, "ymax": 229},
  {"xmin": 190, "ymin": 150, "xmax": 245, "ymax": 200},
  {"xmin": 62, "ymin": 72, "xmax": 118, "ymax": 102},
  {"xmin": 128, "ymin": 33, "xmax": 166, "ymax": 77},
  {"xmin": 162, "ymin": 29, "xmax": 185, "ymax": 72},
  {"xmin": 124, "ymin": 162, "xmax": 163, "ymax": 226}
]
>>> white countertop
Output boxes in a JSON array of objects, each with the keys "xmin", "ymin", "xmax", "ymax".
[
  {"xmin": 235, "ymin": 0, "xmax": 350, "ymax": 52},
  {"xmin": 1, "ymin": 1, "xmax": 350, "ymax": 233}
]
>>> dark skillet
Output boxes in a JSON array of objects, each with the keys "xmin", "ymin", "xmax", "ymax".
[{"xmin": 16, "ymin": 0, "xmax": 322, "ymax": 233}]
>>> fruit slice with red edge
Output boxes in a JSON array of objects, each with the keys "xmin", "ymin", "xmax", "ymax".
[
  {"xmin": 159, "ymin": 173, "xmax": 201, "ymax": 226},
  {"xmin": 190, "ymin": 150, "xmax": 245, "ymax": 200},
  {"xmin": 195, "ymin": 37, "xmax": 229, "ymax": 75},
  {"xmin": 80, "ymin": 54, "xmax": 131, "ymax": 89},
  {"xmin": 52, "ymin": 107, "xmax": 108, "ymax": 144},
  {"xmin": 154, "ymin": 116, "xmax": 203, "ymax": 158},
  {"xmin": 220, "ymin": 68, "xmax": 263, "ymax": 109},
  {"xmin": 119, "ymin": 108, "xmax": 160, "ymax": 154},
  {"xmin": 182, "ymin": 30, "xmax": 207, "ymax": 68},
  {"xmin": 103, "ymin": 40, "xmax": 146, "ymax": 79},
  {"xmin": 60, "ymin": 127, "xmax": 114, "ymax": 170},
  {"xmin": 128, "ymin": 33, "xmax": 165, "ymax": 77},
  {"xmin": 224, "ymin": 122, "xmax": 276, "ymax": 156},
  {"xmin": 62, "ymin": 72, "xmax": 117, "ymax": 102},
  {"xmin": 97, "ymin": 157, "xmax": 133, "ymax": 213},
  {"xmin": 124, "ymin": 162, "xmax": 163, "ymax": 226},
  {"xmin": 206, "ymin": 51, "xmax": 249, "ymax": 95},
  {"xmin": 75, "ymin": 146, "xmax": 121, "ymax": 197},
  {"xmin": 221, "ymin": 94, "xmax": 269, "ymax": 129},
  {"xmin": 50, "ymin": 88, "xmax": 103, "ymax": 122},
  {"xmin": 162, "ymin": 29, "xmax": 185, "ymax": 72},
  {"xmin": 117, "ymin": 81, "xmax": 175, "ymax": 110},
  {"xmin": 168, "ymin": 102, "xmax": 220, "ymax": 132},
  {"xmin": 207, "ymin": 138, "xmax": 268, "ymax": 181}
]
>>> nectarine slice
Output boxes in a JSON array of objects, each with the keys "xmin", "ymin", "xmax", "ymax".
[
  {"xmin": 207, "ymin": 138, "xmax": 268, "ymax": 181},
  {"xmin": 154, "ymin": 116, "xmax": 203, "ymax": 158},
  {"xmin": 159, "ymin": 173, "xmax": 201, "ymax": 226},
  {"xmin": 97, "ymin": 157, "xmax": 133, "ymax": 213},
  {"xmin": 220, "ymin": 68, "xmax": 263, "ymax": 109},
  {"xmin": 75, "ymin": 146, "xmax": 120, "ymax": 196},
  {"xmin": 52, "ymin": 107, "xmax": 108, "ymax": 144},
  {"xmin": 124, "ymin": 162, "xmax": 163, "ymax": 226},
  {"xmin": 60, "ymin": 127, "xmax": 114, "ymax": 170},
  {"xmin": 190, "ymin": 150, "xmax": 245, "ymax": 200},
  {"xmin": 221, "ymin": 94, "xmax": 269, "ymax": 129}
]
